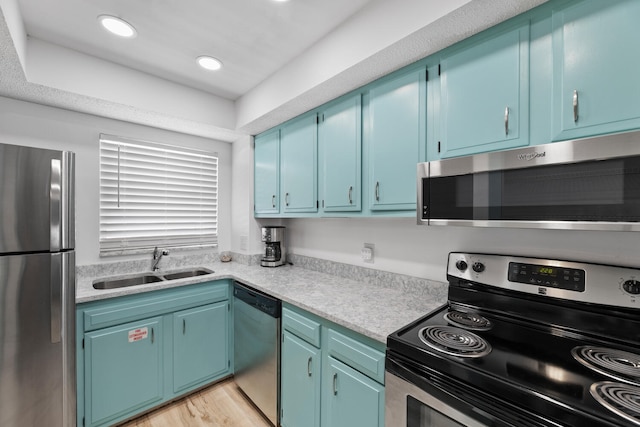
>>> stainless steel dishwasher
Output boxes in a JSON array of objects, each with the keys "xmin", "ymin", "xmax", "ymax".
[{"xmin": 233, "ymin": 281, "xmax": 281, "ymax": 426}]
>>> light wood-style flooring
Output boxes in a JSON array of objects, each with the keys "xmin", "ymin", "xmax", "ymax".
[{"xmin": 118, "ymin": 379, "xmax": 272, "ymax": 427}]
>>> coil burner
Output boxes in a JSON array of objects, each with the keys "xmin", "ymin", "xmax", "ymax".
[
  {"xmin": 444, "ymin": 310, "xmax": 492, "ymax": 331},
  {"xmin": 590, "ymin": 382, "xmax": 640, "ymax": 426},
  {"xmin": 572, "ymin": 346, "xmax": 640, "ymax": 385},
  {"xmin": 418, "ymin": 325, "xmax": 491, "ymax": 358}
]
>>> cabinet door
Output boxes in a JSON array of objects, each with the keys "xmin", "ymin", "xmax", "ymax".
[
  {"xmin": 280, "ymin": 114, "xmax": 318, "ymax": 213},
  {"xmin": 173, "ymin": 301, "xmax": 229, "ymax": 393},
  {"xmin": 84, "ymin": 317, "xmax": 163, "ymax": 427},
  {"xmin": 368, "ymin": 68, "xmax": 425, "ymax": 211},
  {"xmin": 322, "ymin": 357, "xmax": 384, "ymax": 427},
  {"xmin": 552, "ymin": 0, "xmax": 640, "ymax": 140},
  {"xmin": 254, "ymin": 129, "xmax": 280, "ymax": 215},
  {"xmin": 280, "ymin": 331, "xmax": 321, "ymax": 427},
  {"xmin": 319, "ymin": 95, "xmax": 362, "ymax": 212},
  {"xmin": 439, "ymin": 23, "xmax": 530, "ymax": 158}
]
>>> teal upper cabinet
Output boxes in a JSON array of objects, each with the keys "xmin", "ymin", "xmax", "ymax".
[
  {"xmin": 552, "ymin": 0, "xmax": 640, "ymax": 140},
  {"xmin": 438, "ymin": 22, "xmax": 530, "ymax": 158},
  {"xmin": 319, "ymin": 95, "xmax": 362, "ymax": 212},
  {"xmin": 280, "ymin": 114, "xmax": 318, "ymax": 213},
  {"xmin": 368, "ymin": 68, "xmax": 426, "ymax": 211},
  {"xmin": 254, "ymin": 129, "xmax": 280, "ymax": 215}
]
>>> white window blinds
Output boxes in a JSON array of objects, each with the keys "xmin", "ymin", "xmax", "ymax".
[{"xmin": 99, "ymin": 134, "xmax": 218, "ymax": 254}]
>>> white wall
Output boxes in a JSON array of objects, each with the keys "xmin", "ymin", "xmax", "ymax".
[
  {"xmin": 284, "ymin": 217, "xmax": 640, "ymax": 283},
  {"xmin": 0, "ymin": 95, "xmax": 232, "ymax": 266}
]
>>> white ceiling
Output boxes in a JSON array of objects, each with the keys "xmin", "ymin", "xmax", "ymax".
[
  {"xmin": 0, "ymin": 0, "xmax": 549, "ymax": 142},
  {"xmin": 18, "ymin": 0, "xmax": 375, "ymax": 101}
]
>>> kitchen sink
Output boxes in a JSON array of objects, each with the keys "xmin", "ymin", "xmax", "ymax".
[
  {"xmin": 92, "ymin": 267, "xmax": 215, "ymax": 290},
  {"xmin": 161, "ymin": 268, "xmax": 214, "ymax": 280},
  {"xmin": 93, "ymin": 274, "xmax": 164, "ymax": 290}
]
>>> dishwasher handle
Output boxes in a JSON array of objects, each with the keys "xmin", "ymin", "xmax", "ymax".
[{"xmin": 233, "ymin": 281, "xmax": 281, "ymax": 318}]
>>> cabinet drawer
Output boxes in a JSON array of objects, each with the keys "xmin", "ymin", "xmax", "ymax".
[
  {"xmin": 282, "ymin": 307, "xmax": 321, "ymax": 347},
  {"xmin": 327, "ymin": 329, "xmax": 385, "ymax": 384},
  {"xmin": 83, "ymin": 282, "xmax": 228, "ymax": 332}
]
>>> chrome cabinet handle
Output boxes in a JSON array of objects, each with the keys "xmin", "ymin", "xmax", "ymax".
[
  {"xmin": 151, "ymin": 327, "xmax": 155, "ymax": 344},
  {"xmin": 504, "ymin": 107, "xmax": 509, "ymax": 136},
  {"xmin": 573, "ymin": 90, "xmax": 579, "ymax": 123},
  {"xmin": 333, "ymin": 373, "xmax": 338, "ymax": 395},
  {"xmin": 285, "ymin": 192, "xmax": 290, "ymax": 206},
  {"xmin": 348, "ymin": 186, "xmax": 353, "ymax": 205},
  {"xmin": 375, "ymin": 182, "xmax": 380, "ymax": 202},
  {"xmin": 183, "ymin": 319, "xmax": 186, "ymax": 335},
  {"xmin": 272, "ymin": 194, "xmax": 276, "ymax": 208},
  {"xmin": 307, "ymin": 357, "xmax": 312, "ymax": 377}
]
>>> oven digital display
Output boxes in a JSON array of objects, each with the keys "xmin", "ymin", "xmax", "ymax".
[{"xmin": 508, "ymin": 262, "xmax": 585, "ymax": 292}]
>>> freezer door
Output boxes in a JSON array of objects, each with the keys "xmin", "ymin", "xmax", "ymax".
[
  {"xmin": 0, "ymin": 143, "xmax": 75, "ymax": 252},
  {"xmin": 0, "ymin": 251, "xmax": 76, "ymax": 427}
]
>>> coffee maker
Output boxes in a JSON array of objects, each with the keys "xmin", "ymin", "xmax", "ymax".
[{"xmin": 260, "ymin": 226, "xmax": 286, "ymax": 267}]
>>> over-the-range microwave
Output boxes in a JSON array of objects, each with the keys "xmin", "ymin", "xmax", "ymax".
[{"xmin": 417, "ymin": 130, "xmax": 640, "ymax": 231}]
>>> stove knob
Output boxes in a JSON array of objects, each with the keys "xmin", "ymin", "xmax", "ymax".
[
  {"xmin": 455, "ymin": 260, "xmax": 468, "ymax": 271},
  {"xmin": 472, "ymin": 262, "xmax": 485, "ymax": 273},
  {"xmin": 623, "ymin": 279, "xmax": 640, "ymax": 295}
]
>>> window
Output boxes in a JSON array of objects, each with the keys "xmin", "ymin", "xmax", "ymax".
[{"xmin": 99, "ymin": 134, "xmax": 218, "ymax": 254}]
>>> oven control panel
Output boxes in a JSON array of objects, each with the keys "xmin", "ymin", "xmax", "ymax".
[
  {"xmin": 507, "ymin": 262, "xmax": 585, "ymax": 292},
  {"xmin": 448, "ymin": 253, "xmax": 640, "ymax": 309}
]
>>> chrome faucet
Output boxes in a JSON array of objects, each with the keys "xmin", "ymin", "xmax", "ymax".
[{"xmin": 152, "ymin": 247, "xmax": 170, "ymax": 271}]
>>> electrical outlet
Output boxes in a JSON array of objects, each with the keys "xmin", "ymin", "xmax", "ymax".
[
  {"xmin": 361, "ymin": 243, "xmax": 375, "ymax": 263},
  {"xmin": 240, "ymin": 235, "xmax": 248, "ymax": 251}
]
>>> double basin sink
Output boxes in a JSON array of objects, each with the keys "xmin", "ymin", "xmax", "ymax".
[{"xmin": 93, "ymin": 268, "xmax": 214, "ymax": 290}]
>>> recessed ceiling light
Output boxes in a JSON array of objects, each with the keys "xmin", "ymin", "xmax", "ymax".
[
  {"xmin": 98, "ymin": 15, "xmax": 137, "ymax": 38},
  {"xmin": 197, "ymin": 56, "xmax": 223, "ymax": 71}
]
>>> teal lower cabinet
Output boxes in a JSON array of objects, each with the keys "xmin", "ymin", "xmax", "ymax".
[
  {"xmin": 323, "ymin": 357, "xmax": 384, "ymax": 427},
  {"xmin": 173, "ymin": 301, "xmax": 229, "ymax": 393},
  {"xmin": 76, "ymin": 280, "xmax": 232, "ymax": 427},
  {"xmin": 84, "ymin": 317, "xmax": 163, "ymax": 427},
  {"xmin": 281, "ymin": 305, "xmax": 385, "ymax": 427},
  {"xmin": 281, "ymin": 331, "xmax": 322, "ymax": 427}
]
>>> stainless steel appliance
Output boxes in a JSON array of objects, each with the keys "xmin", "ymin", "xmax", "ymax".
[
  {"xmin": 233, "ymin": 281, "xmax": 281, "ymax": 426},
  {"xmin": 386, "ymin": 252, "xmax": 640, "ymax": 426},
  {"xmin": 0, "ymin": 143, "xmax": 75, "ymax": 427},
  {"xmin": 261, "ymin": 226, "xmax": 286, "ymax": 267},
  {"xmin": 418, "ymin": 130, "xmax": 640, "ymax": 231}
]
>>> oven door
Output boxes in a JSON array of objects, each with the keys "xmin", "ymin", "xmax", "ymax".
[
  {"xmin": 385, "ymin": 355, "xmax": 563, "ymax": 427},
  {"xmin": 385, "ymin": 364, "xmax": 490, "ymax": 427}
]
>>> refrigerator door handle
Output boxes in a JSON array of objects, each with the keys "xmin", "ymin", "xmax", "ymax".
[
  {"xmin": 50, "ymin": 253, "xmax": 62, "ymax": 343},
  {"xmin": 50, "ymin": 159, "xmax": 62, "ymax": 252}
]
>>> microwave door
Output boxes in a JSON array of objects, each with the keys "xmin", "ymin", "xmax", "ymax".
[{"xmin": 0, "ymin": 144, "xmax": 75, "ymax": 253}]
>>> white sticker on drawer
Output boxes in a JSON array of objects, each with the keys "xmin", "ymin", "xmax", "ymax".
[{"xmin": 128, "ymin": 327, "xmax": 148, "ymax": 343}]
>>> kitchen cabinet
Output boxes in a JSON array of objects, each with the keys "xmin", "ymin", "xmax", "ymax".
[
  {"xmin": 323, "ymin": 358, "xmax": 384, "ymax": 427},
  {"xmin": 280, "ymin": 305, "xmax": 385, "ymax": 427},
  {"xmin": 281, "ymin": 331, "xmax": 322, "ymax": 427},
  {"xmin": 551, "ymin": 0, "xmax": 640, "ymax": 141},
  {"xmin": 173, "ymin": 301, "xmax": 229, "ymax": 393},
  {"xmin": 254, "ymin": 129, "xmax": 280, "ymax": 215},
  {"xmin": 84, "ymin": 317, "xmax": 163, "ymax": 427},
  {"xmin": 319, "ymin": 95, "xmax": 362, "ymax": 212},
  {"xmin": 438, "ymin": 22, "xmax": 530, "ymax": 158},
  {"xmin": 77, "ymin": 280, "xmax": 231, "ymax": 427},
  {"xmin": 280, "ymin": 113, "xmax": 318, "ymax": 213},
  {"xmin": 367, "ymin": 67, "xmax": 426, "ymax": 211}
]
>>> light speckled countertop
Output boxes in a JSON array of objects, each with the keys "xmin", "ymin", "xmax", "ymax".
[{"xmin": 77, "ymin": 261, "xmax": 448, "ymax": 344}]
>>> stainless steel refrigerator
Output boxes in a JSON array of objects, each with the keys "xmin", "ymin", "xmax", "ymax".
[{"xmin": 0, "ymin": 143, "xmax": 75, "ymax": 427}]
